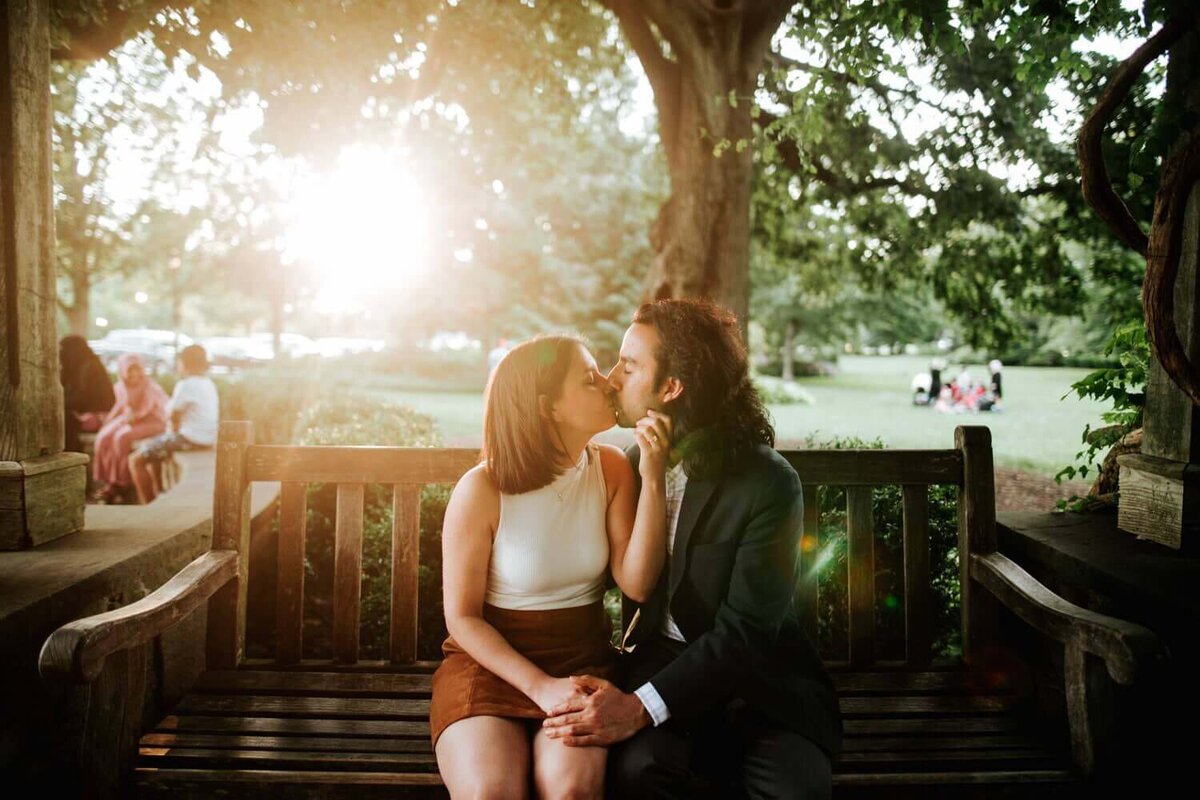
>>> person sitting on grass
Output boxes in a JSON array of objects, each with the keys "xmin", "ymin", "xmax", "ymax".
[{"xmin": 129, "ymin": 344, "xmax": 219, "ymax": 504}]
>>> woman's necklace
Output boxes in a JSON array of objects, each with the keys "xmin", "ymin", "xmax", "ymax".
[{"xmin": 555, "ymin": 449, "xmax": 588, "ymax": 502}]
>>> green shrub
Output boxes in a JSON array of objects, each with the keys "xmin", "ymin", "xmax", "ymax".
[{"xmin": 754, "ymin": 375, "xmax": 816, "ymax": 405}]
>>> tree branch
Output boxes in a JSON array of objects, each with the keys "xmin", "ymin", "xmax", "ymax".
[
  {"xmin": 604, "ymin": 0, "xmax": 682, "ymax": 166},
  {"xmin": 1144, "ymin": 129, "xmax": 1200, "ymax": 405},
  {"xmin": 765, "ymin": 50, "xmax": 982, "ymax": 128},
  {"xmin": 1076, "ymin": 12, "xmax": 1197, "ymax": 256},
  {"xmin": 741, "ymin": 0, "xmax": 795, "ymax": 66},
  {"xmin": 758, "ymin": 110, "xmax": 933, "ymax": 199},
  {"xmin": 52, "ymin": 0, "xmax": 172, "ymax": 60}
]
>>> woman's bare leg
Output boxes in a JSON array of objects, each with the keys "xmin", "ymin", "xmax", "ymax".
[
  {"xmin": 436, "ymin": 716, "xmax": 531, "ymax": 799},
  {"xmin": 531, "ymin": 728, "xmax": 606, "ymax": 800},
  {"xmin": 128, "ymin": 453, "xmax": 155, "ymax": 504}
]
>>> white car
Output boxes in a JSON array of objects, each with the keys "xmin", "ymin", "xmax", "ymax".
[
  {"xmin": 89, "ymin": 329, "xmax": 195, "ymax": 374},
  {"xmin": 250, "ymin": 332, "xmax": 321, "ymax": 359}
]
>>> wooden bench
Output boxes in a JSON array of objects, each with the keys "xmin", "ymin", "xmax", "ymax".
[{"xmin": 39, "ymin": 421, "xmax": 1166, "ymax": 798}]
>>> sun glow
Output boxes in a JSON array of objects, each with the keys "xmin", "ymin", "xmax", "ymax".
[{"xmin": 284, "ymin": 145, "xmax": 430, "ymax": 314}]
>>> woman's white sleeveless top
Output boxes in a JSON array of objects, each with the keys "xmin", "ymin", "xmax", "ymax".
[{"xmin": 485, "ymin": 443, "xmax": 609, "ymax": 610}]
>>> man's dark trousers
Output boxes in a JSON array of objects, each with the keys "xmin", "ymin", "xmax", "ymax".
[{"xmin": 606, "ymin": 634, "xmax": 833, "ymax": 800}]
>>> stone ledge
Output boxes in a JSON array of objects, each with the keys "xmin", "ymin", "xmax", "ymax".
[
  {"xmin": 997, "ymin": 510, "xmax": 1200, "ymax": 668},
  {"xmin": 0, "ymin": 450, "xmax": 277, "ymax": 632}
]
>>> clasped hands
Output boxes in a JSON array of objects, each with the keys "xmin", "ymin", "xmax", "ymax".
[{"xmin": 538, "ymin": 674, "xmax": 651, "ymax": 747}]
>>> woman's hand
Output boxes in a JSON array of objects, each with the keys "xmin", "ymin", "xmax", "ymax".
[
  {"xmin": 634, "ymin": 409, "xmax": 672, "ymax": 482},
  {"xmin": 531, "ymin": 676, "xmax": 587, "ymax": 715}
]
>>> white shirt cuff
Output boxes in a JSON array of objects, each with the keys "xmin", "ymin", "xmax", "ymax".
[{"xmin": 634, "ymin": 682, "xmax": 670, "ymax": 726}]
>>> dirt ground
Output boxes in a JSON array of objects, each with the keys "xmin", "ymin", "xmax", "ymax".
[{"xmin": 994, "ymin": 468, "xmax": 1091, "ymax": 514}]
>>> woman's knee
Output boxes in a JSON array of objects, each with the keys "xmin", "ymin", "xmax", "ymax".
[
  {"xmin": 451, "ymin": 777, "xmax": 527, "ymax": 800},
  {"xmin": 534, "ymin": 755, "xmax": 604, "ymax": 800}
]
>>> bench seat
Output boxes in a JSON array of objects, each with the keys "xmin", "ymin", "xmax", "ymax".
[{"xmin": 135, "ymin": 664, "xmax": 1077, "ymax": 798}]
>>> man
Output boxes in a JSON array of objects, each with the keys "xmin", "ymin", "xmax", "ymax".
[
  {"xmin": 543, "ymin": 299, "xmax": 842, "ymax": 798},
  {"xmin": 128, "ymin": 344, "xmax": 219, "ymax": 504}
]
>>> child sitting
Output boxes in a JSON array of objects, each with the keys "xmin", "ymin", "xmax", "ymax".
[{"xmin": 128, "ymin": 344, "xmax": 219, "ymax": 504}]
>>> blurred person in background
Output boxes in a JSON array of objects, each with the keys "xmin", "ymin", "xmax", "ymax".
[
  {"xmin": 59, "ymin": 335, "xmax": 115, "ymax": 453},
  {"xmin": 92, "ymin": 353, "xmax": 168, "ymax": 504},
  {"xmin": 128, "ymin": 345, "xmax": 220, "ymax": 504}
]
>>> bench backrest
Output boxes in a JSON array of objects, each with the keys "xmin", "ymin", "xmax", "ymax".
[{"xmin": 207, "ymin": 421, "xmax": 995, "ymax": 672}]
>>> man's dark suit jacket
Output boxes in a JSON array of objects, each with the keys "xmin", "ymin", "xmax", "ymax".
[{"xmin": 622, "ymin": 443, "xmax": 843, "ymax": 761}]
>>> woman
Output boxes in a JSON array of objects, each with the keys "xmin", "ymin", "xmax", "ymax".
[
  {"xmin": 59, "ymin": 335, "xmax": 115, "ymax": 453},
  {"xmin": 92, "ymin": 353, "xmax": 168, "ymax": 503},
  {"xmin": 431, "ymin": 335, "xmax": 672, "ymax": 799}
]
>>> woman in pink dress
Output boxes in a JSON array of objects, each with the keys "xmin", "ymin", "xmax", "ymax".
[{"xmin": 92, "ymin": 354, "xmax": 169, "ymax": 503}]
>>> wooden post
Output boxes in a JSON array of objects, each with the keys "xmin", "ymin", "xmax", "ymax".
[
  {"xmin": 206, "ymin": 421, "xmax": 253, "ymax": 670},
  {"xmin": 79, "ymin": 642, "xmax": 149, "ymax": 800},
  {"xmin": 956, "ymin": 425, "xmax": 999, "ymax": 669},
  {"xmin": 1117, "ymin": 17, "xmax": 1200, "ymax": 551},
  {"xmin": 0, "ymin": 0, "xmax": 87, "ymax": 550},
  {"xmin": 902, "ymin": 484, "xmax": 933, "ymax": 668},
  {"xmin": 390, "ymin": 485, "xmax": 421, "ymax": 664}
]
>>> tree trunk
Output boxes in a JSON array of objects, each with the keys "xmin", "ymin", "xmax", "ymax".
[
  {"xmin": 65, "ymin": 268, "xmax": 90, "ymax": 336},
  {"xmin": 782, "ymin": 318, "xmax": 795, "ymax": 382},
  {"xmin": 609, "ymin": 1, "xmax": 792, "ymax": 339}
]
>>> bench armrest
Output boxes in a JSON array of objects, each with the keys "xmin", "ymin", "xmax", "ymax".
[
  {"xmin": 970, "ymin": 552, "xmax": 1167, "ymax": 683},
  {"xmin": 39, "ymin": 550, "xmax": 239, "ymax": 684}
]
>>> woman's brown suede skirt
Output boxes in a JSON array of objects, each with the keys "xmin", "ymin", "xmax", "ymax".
[{"xmin": 429, "ymin": 601, "xmax": 615, "ymax": 746}]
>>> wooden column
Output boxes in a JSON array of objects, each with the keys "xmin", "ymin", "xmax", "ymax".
[
  {"xmin": 957, "ymin": 425, "xmax": 1000, "ymax": 669},
  {"xmin": 0, "ymin": 0, "xmax": 87, "ymax": 550},
  {"xmin": 1118, "ymin": 22, "xmax": 1200, "ymax": 551}
]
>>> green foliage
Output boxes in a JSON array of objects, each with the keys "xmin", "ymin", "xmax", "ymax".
[
  {"xmin": 1055, "ymin": 322, "xmax": 1148, "ymax": 501},
  {"xmin": 804, "ymin": 434, "xmax": 961, "ymax": 661},
  {"xmin": 754, "ymin": 1, "xmax": 1162, "ymax": 357}
]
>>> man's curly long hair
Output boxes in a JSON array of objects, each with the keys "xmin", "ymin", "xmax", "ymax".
[{"xmin": 633, "ymin": 299, "xmax": 774, "ymax": 478}]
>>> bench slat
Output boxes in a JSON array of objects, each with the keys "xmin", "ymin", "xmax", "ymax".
[
  {"xmin": 390, "ymin": 485, "xmax": 420, "ymax": 664},
  {"xmin": 141, "ymin": 733, "xmax": 432, "ymax": 753},
  {"xmin": 138, "ymin": 747, "xmax": 438, "ymax": 771},
  {"xmin": 833, "ymin": 770, "xmax": 1074, "ymax": 786},
  {"xmin": 155, "ymin": 715, "xmax": 429, "ymax": 738},
  {"xmin": 840, "ymin": 695, "xmax": 1016, "ymax": 714},
  {"xmin": 782, "ymin": 449, "xmax": 964, "ymax": 486},
  {"xmin": 903, "ymin": 484, "xmax": 933, "ymax": 669},
  {"xmin": 276, "ymin": 482, "xmax": 307, "ymax": 665},
  {"xmin": 797, "ymin": 484, "xmax": 819, "ymax": 642},
  {"xmin": 239, "ymin": 659, "xmax": 441, "ymax": 673},
  {"xmin": 196, "ymin": 671, "xmax": 432, "ymax": 696},
  {"xmin": 176, "ymin": 695, "xmax": 430, "ymax": 719},
  {"xmin": 837, "ymin": 749, "xmax": 1057, "ymax": 766},
  {"xmin": 137, "ymin": 768, "xmax": 445, "ymax": 788},
  {"xmin": 843, "ymin": 717, "xmax": 1018, "ymax": 735},
  {"xmin": 842, "ymin": 735, "xmax": 1037, "ymax": 752},
  {"xmin": 246, "ymin": 446, "xmax": 479, "ymax": 484},
  {"xmin": 847, "ymin": 487, "xmax": 875, "ymax": 667},
  {"xmin": 334, "ymin": 484, "xmax": 364, "ymax": 664}
]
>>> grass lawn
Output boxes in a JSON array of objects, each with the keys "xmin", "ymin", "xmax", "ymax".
[{"xmin": 357, "ymin": 355, "xmax": 1110, "ymax": 478}]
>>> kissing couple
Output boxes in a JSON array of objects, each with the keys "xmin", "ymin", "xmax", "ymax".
[{"xmin": 430, "ymin": 299, "xmax": 843, "ymax": 799}]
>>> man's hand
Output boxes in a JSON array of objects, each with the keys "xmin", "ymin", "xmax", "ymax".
[{"xmin": 541, "ymin": 675, "xmax": 651, "ymax": 747}]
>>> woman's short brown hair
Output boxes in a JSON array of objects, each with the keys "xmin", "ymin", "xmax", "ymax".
[{"xmin": 482, "ymin": 335, "xmax": 584, "ymax": 494}]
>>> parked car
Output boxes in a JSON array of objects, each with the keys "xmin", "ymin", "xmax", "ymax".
[
  {"xmin": 200, "ymin": 336, "xmax": 275, "ymax": 371},
  {"xmin": 249, "ymin": 332, "xmax": 322, "ymax": 359},
  {"xmin": 89, "ymin": 328, "xmax": 195, "ymax": 374}
]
